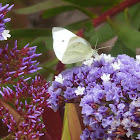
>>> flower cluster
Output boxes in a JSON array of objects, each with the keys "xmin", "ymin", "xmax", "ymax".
[
  {"xmin": 0, "ymin": 41, "xmax": 42, "ymax": 86},
  {"xmin": 0, "ymin": 41, "xmax": 50, "ymax": 139},
  {"xmin": 0, "ymin": 3, "xmax": 14, "ymax": 41},
  {"xmin": 0, "ymin": 75, "xmax": 50, "ymax": 139},
  {"xmin": 48, "ymin": 54, "xmax": 140, "ymax": 140}
]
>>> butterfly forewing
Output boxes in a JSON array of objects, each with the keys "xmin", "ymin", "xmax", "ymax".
[{"xmin": 52, "ymin": 27, "xmax": 76, "ymax": 61}]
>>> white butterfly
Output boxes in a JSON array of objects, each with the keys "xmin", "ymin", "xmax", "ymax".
[{"xmin": 52, "ymin": 27, "xmax": 109, "ymax": 64}]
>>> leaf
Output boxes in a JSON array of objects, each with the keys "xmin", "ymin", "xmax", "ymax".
[
  {"xmin": 62, "ymin": 103, "xmax": 82, "ymax": 140},
  {"xmin": 30, "ymin": 37, "xmax": 48, "ymax": 54},
  {"xmin": 10, "ymin": 29, "xmax": 51, "ymax": 39},
  {"xmin": 65, "ymin": 20, "xmax": 89, "ymax": 31},
  {"xmin": 0, "ymin": 99, "xmax": 21, "ymax": 121},
  {"xmin": 42, "ymin": 108, "xmax": 63, "ymax": 140},
  {"xmin": 42, "ymin": 6, "xmax": 75, "ymax": 19},
  {"xmin": 61, "ymin": 104, "xmax": 71, "ymax": 140},
  {"xmin": 63, "ymin": 0, "xmax": 119, "ymax": 7},
  {"xmin": 108, "ymin": 20, "xmax": 140, "ymax": 53},
  {"xmin": 42, "ymin": 5, "xmax": 95, "ymax": 19},
  {"xmin": 96, "ymin": 24, "xmax": 116, "ymax": 43},
  {"xmin": 43, "ymin": 59, "xmax": 59, "ymax": 69},
  {"xmin": 131, "ymin": 3, "xmax": 140, "ymax": 29},
  {"xmin": 111, "ymin": 39, "xmax": 135, "ymax": 57},
  {"xmin": 16, "ymin": 0, "xmax": 95, "ymax": 18},
  {"xmin": 15, "ymin": 0, "xmax": 70, "ymax": 15},
  {"xmin": 0, "ymin": 119, "xmax": 8, "ymax": 137},
  {"xmin": 83, "ymin": 21, "xmax": 97, "ymax": 47},
  {"xmin": 39, "ymin": 131, "xmax": 53, "ymax": 140},
  {"xmin": 114, "ymin": 3, "xmax": 140, "ymax": 29},
  {"xmin": 44, "ymin": 37, "xmax": 53, "ymax": 50},
  {"xmin": 30, "ymin": 37, "xmax": 53, "ymax": 54},
  {"xmin": 55, "ymin": 61, "xmax": 66, "ymax": 74},
  {"xmin": 67, "ymin": 103, "xmax": 82, "ymax": 140}
]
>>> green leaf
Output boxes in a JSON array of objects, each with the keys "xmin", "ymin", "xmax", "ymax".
[
  {"xmin": 1, "ymin": 0, "xmax": 13, "ymax": 5},
  {"xmin": 131, "ymin": 3, "xmax": 140, "ymax": 29},
  {"xmin": 44, "ymin": 37, "xmax": 53, "ymax": 50},
  {"xmin": 61, "ymin": 103, "xmax": 71, "ymax": 140},
  {"xmin": 65, "ymin": 20, "xmax": 89, "ymax": 31},
  {"xmin": 42, "ymin": 6, "xmax": 75, "ymax": 19},
  {"xmin": 83, "ymin": 21, "xmax": 97, "ymax": 47},
  {"xmin": 62, "ymin": 103, "xmax": 82, "ymax": 140},
  {"xmin": 16, "ymin": 38, "xmax": 33, "ymax": 49},
  {"xmin": 111, "ymin": 39, "xmax": 135, "ymax": 57},
  {"xmin": 95, "ymin": 23, "xmax": 116, "ymax": 45},
  {"xmin": 16, "ymin": 0, "xmax": 95, "ymax": 18},
  {"xmin": 30, "ymin": 37, "xmax": 53, "ymax": 54},
  {"xmin": 108, "ymin": 20, "xmax": 140, "ymax": 53},
  {"xmin": 42, "ymin": 59, "xmax": 59, "ymax": 69},
  {"xmin": 114, "ymin": 3, "xmax": 140, "ymax": 29},
  {"xmin": 30, "ymin": 37, "xmax": 48, "ymax": 54},
  {"xmin": 63, "ymin": 0, "xmax": 119, "ymax": 7},
  {"xmin": 15, "ymin": 0, "xmax": 70, "ymax": 14},
  {"xmin": 38, "ymin": 59, "xmax": 59, "ymax": 79},
  {"xmin": 10, "ymin": 29, "xmax": 51, "ymax": 39}
]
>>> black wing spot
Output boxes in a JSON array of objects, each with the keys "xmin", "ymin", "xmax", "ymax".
[{"xmin": 62, "ymin": 40, "xmax": 64, "ymax": 42}]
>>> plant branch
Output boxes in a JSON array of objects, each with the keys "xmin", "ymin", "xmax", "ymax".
[{"xmin": 93, "ymin": 0, "xmax": 140, "ymax": 27}]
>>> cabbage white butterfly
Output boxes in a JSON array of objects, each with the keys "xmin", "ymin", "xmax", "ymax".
[{"xmin": 52, "ymin": 27, "xmax": 108, "ymax": 64}]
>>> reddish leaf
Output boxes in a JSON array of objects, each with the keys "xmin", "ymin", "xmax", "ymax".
[
  {"xmin": 75, "ymin": 104, "xmax": 85, "ymax": 130},
  {"xmin": 55, "ymin": 61, "xmax": 65, "ymax": 75},
  {"xmin": 76, "ymin": 29, "xmax": 84, "ymax": 37},
  {"xmin": 42, "ymin": 107, "xmax": 63, "ymax": 140},
  {"xmin": 0, "ymin": 120, "xmax": 8, "ymax": 137},
  {"xmin": 39, "ymin": 131, "xmax": 53, "ymax": 140}
]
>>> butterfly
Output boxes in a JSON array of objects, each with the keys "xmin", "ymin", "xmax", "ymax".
[{"xmin": 52, "ymin": 27, "xmax": 110, "ymax": 64}]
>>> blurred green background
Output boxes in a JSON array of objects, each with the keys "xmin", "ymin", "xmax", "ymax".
[{"xmin": 1, "ymin": 0, "xmax": 140, "ymax": 81}]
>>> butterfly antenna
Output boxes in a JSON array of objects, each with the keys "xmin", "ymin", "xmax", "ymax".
[
  {"xmin": 97, "ymin": 45, "xmax": 114, "ymax": 50},
  {"xmin": 94, "ymin": 38, "xmax": 98, "ymax": 50}
]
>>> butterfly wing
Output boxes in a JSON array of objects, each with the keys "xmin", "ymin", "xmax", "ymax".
[
  {"xmin": 52, "ymin": 27, "xmax": 76, "ymax": 61},
  {"xmin": 62, "ymin": 36, "xmax": 93, "ymax": 64}
]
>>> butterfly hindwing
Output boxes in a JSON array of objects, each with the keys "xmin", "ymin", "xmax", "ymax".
[{"xmin": 62, "ymin": 36, "xmax": 93, "ymax": 64}]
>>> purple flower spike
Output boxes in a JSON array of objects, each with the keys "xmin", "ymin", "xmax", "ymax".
[
  {"xmin": 0, "ymin": 3, "xmax": 14, "ymax": 41},
  {"xmin": 7, "ymin": 4, "xmax": 14, "ymax": 11},
  {"xmin": 0, "ymin": 75, "xmax": 50, "ymax": 139},
  {"xmin": 3, "ymin": 18, "xmax": 11, "ymax": 23},
  {"xmin": 0, "ymin": 41, "xmax": 42, "ymax": 85}
]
